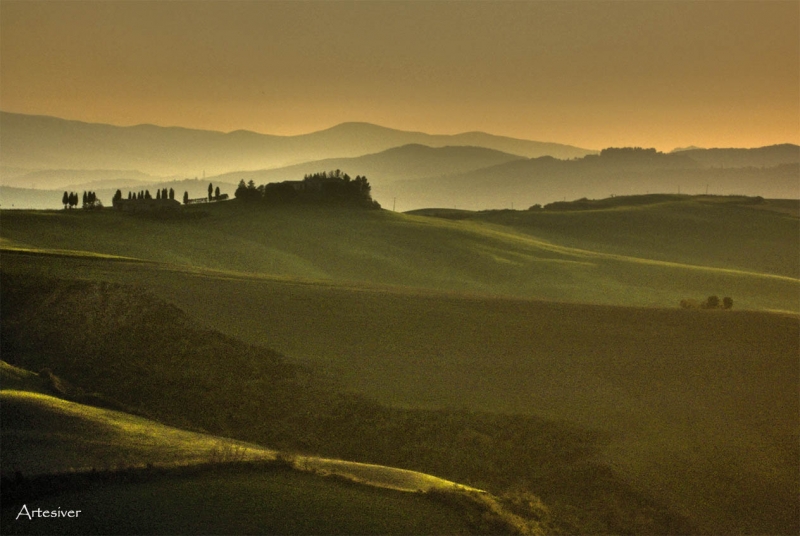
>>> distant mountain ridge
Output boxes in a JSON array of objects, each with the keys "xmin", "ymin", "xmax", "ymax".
[
  {"xmin": 383, "ymin": 148, "xmax": 800, "ymax": 211},
  {"xmin": 0, "ymin": 111, "xmax": 595, "ymax": 179},
  {"xmin": 212, "ymin": 144, "xmax": 527, "ymax": 187},
  {"xmin": 676, "ymin": 144, "xmax": 800, "ymax": 168}
]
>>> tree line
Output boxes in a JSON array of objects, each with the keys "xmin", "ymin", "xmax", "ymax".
[
  {"xmin": 62, "ymin": 191, "xmax": 102, "ymax": 210},
  {"xmin": 113, "ymin": 188, "xmax": 176, "ymax": 203},
  {"xmin": 233, "ymin": 170, "xmax": 380, "ymax": 208}
]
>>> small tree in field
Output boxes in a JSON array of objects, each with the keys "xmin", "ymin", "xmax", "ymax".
[
  {"xmin": 183, "ymin": 191, "xmax": 189, "ymax": 205},
  {"xmin": 722, "ymin": 297, "xmax": 733, "ymax": 309},
  {"xmin": 62, "ymin": 192, "xmax": 69, "ymax": 209},
  {"xmin": 703, "ymin": 295, "xmax": 720, "ymax": 309}
]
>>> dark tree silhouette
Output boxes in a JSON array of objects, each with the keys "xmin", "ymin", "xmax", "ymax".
[
  {"xmin": 215, "ymin": 186, "xmax": 221, "ymax": 200},
  {"xmin": 208, "ymin": 183, "xmax": 213, "ymax": 201},
  {"xmin": 169, "ymin": 188, "xmax": 175, "ymax": 200},
  {"xmin": 183, "ymin": 191, "xmax": 189, "ymax": 205},
  {"xmin": 703, "ymin": 295, "xmax": 720, "ymax": 309},
  {"xmin": 157, "ymin": 190, "xmax": 162, "ymax": 200},
  {"xmin": 723, "ymin": 297, "xmax": 733, "ymax": 309},
  {"xmin": 62, "ymin": 192, "xmax": 69, "ymax": 209}
]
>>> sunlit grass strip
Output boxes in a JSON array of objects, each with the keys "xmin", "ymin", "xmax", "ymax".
[
  {"xmin": 1, "ymin": 390, "xmax": 478, "ymax": 494},
  {"xmin": 296, "ymin": 456, "xmax": 484, "ymax": 493},
  {"xmin": 0, "ymin": 243, "xmax": 147, "ymax": 263}
]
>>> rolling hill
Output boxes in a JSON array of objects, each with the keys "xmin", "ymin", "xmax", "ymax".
[
  {"xmin": 1, "ymin": 248, "xmax": 795, "ymax": 534},
  {"xmin": 0, "ymin": 271, "xmax": 676, "ymax": 534},
  {"xmin": 1, "ymin": 197, "xmax": 797, "ymax": 534},
  {"xmin": 0, "ymin": 385, "xmax": 508, "ymax": 536},
  {"xmin": 212, "ymin": 143, "xmax": 526, "ymax": 189},
  {"xmin": 1, "ymin": 196, "xmax": 797, "ymax": 312},
  {"xmin": 385, "ymin": 149, "xmax": 800, "ymax": 210},
  {"xmin": 0, "ymin": 112, "xmax": 594, "ymax": 180}
]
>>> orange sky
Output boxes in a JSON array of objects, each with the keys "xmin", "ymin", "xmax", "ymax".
[{"xmin": 1, "ymin": 1, "xmax": 797, "ymax": 151}]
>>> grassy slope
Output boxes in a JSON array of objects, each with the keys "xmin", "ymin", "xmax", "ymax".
[
  {"xmin": 1, "ymin": 381, "xmax": 498, "ymax": 535},
  {"xmin": 0, "ymin": 396, "xmax": 483, "ymax": 536},
  {"xmin": 0, "ymin": 387, "xmax": 478, "ymax": 494},
  {"xmin": 440, "ymin": 196, "xmax": 800, "ymax": 279},
  {"xmin": 1, "ymin": 198, "xmax": 798, "ymax": 312},
  {"xmin": 2, "ymin": 254, "xmax": 797, "ymax": 534},
  {"xmin": 1, "ymin": 389, "xmax": 276, "ymax": 475},
  {"xmin": 0, "ymin": 270, "xmax": 692, "ymax": 535}
]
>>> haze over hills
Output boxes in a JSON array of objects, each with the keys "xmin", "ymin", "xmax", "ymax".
[
  {"xmin": 676, "ymin": 144, "xmax": 800, "ymax": 168},
  {"xmin": 0, "ymin": 111, "xmax": 594, "ymax": 180},
  {"xmin": 385, "ymin": 148, "xmax": 800, "ymax": 211},
  {"xmin": 212, "ymin": 144, "xmax": 526, "ymax": 188}
]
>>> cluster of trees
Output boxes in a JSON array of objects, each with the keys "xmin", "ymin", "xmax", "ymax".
[
  {"xmin": 62, "ymin": 191, "xmax": 102, "ymax": 210},
  {"xmin": 234, "ymin": 170, "xmax": 379, "ymax": 208},
  {"xmin": 680, "ymin": 295, "xmax": 733, "ymax": 309},
  {"xmin": 114, "ymin": 188, "xmax": 176, "ymax": 202},
  {"xmin": 181, "ymin": 183, "xmax": 228, "ymax": 205}
]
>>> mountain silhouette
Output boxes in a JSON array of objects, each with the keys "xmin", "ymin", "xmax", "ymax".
[{"xmin": 0, "ymin": 112, "xmax": 595, "ymax": 181}]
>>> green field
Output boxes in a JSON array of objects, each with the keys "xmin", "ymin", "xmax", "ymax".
[
  {"xmin": 1, "ymin": 195, "xmax": 797, "ymax": 312},
  {"xmin": 1, "ymin": 196, "xmax": 798, "ymax": 534}
]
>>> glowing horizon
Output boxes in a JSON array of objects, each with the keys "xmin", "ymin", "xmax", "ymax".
[{"xmin": 1, "ymin": 1, "xmax": 797, "ymax": 152}]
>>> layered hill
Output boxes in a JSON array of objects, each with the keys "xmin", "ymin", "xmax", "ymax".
[
  {"xmin": 0, "ymin": 112, "xmax": 593, "ymax": 180},
  {"xmin": 385, "ymin": 148, "xmax": 799, "ymax": 210},
  {"xmin": 213, "ymin": 144, "xmax": 526, "ymax": 189}
]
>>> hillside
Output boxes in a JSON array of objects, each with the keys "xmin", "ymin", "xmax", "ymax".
[
  {"xmin": 2, "ymin": 271, "xmax": 687, "ymax": 535},
  {"xmin": 1, "ymin": 199, "xmax": 797, "ymax": 533},
  {"xmin": 1, "ymin": 255, "xmax": 795, "ymax": 534},
  {"xmin": 0, "ymin": 112, "xmax": 594, "ymax": 180},
  {"xmin": 1, "ymin": 198, "xmax": 797, "ymax": 312},
  {"xmin": 1, "ymin": 388, "xmax": 503, "ymax": 536},
  {"xmin": 413, "ymin": 195, "xmax": 800, "ymax": 280}
]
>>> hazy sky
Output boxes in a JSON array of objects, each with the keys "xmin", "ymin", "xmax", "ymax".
[{"xmin": 1, "ymin": 1, "xmax": 798, "ymax": 151}]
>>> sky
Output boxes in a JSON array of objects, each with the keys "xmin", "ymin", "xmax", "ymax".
[{"xmin": 1, "ymin": 1, "xmax": 798, "ymax": 151}]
